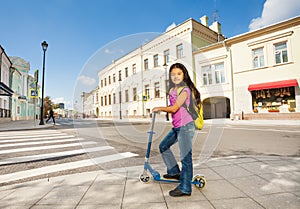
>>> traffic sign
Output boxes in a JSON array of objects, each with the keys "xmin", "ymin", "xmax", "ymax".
[{"xmin": 29, "ymin": 88, "xmax": 39, "ymax": 98}]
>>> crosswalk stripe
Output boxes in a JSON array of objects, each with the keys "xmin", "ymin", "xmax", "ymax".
[
  {"xmin": 0, "ymin": 152, "xmax": 138, "ymax": 184},
  {"xmin": 0, "ymin": 135, "xmax": 76, "ymax": 143},
  {"xmin": 0, "ymin": 130, "xmax": 63, "ymax": 137},
  {"xmin": 0, "ymin": 146, "xmax": 114, "ymax": 165},
  {"xmin": 0, "ymin": 133, "xmax": 69, "ymax": 140},
  {"xmin": 0, "ymin": 141, "xmax": 96, "ymax": 155},
  {"xmin": 0, "ymin": 138, "xmax": 83, "ymax": 148}
]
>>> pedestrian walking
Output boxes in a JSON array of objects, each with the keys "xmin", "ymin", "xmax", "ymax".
[
  {"xmin": 152, "ymin": 63, "xmax": 201, "ymax": 197},
  {"xmin": 46, "ymin": 107, "xmax": 55, "ymax": 124}
]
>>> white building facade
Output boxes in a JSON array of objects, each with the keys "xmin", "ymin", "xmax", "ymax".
[
  {"xmin": 84, "ymin": 15, "xmax": 300, "ymax": 120},
  {"xmin": 94, "ymin": 17, "xmax": 224, "ymax": 119}
]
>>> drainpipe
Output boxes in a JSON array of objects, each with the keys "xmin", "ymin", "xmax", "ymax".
[
  {"xmin": 223, "ymin": 41, "xmax": 235, "ymax": 119},
  {"xmin": 140, "ymin": 46, "xmax": 145, "ymax": 117}
]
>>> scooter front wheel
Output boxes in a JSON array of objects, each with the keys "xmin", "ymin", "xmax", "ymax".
[
  {"xmin": 139, "ymin": 171, "xmax": 152, "ymax": 183},
  {"xmin": 192, "ymin": 175, "xmax": 206, "ymax": 190}
]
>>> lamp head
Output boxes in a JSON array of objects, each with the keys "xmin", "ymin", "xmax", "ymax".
[{"xmin": 41, "ymin": 41, "xmax": 48, "ymax": 51}]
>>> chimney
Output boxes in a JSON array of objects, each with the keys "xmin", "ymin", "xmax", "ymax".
[
  {"xmin": 209, "ymin": 21, "xmax": 222, "ymax": 35},
  {"xmin": 200, "ymin": 15, "xmax": 209, "ymax": 27}
]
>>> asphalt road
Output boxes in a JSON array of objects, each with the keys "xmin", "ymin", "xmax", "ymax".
[{"xmin": 1, "ymin": 118, "xmax": 299, "ymax": 186}]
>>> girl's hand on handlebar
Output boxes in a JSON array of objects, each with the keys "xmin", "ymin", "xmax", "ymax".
[{"xmin": 152, "ymin": 107, "xmax": 160, "ymax": 113}]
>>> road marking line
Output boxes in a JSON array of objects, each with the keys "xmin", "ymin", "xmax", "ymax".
[
  {"xmin": 0, "ymin": 146, "xmax": 114, "ymax": 165},
  {"xmin": 0, "ymin": 152, "xmax": 138, "ymax": 184},
  {"xmin": 0, "ymin": 138, "xmax": 84, "ymax": 148},
  {"xmin": 0, "ymin": 130, "xmax": 63, "ymax": 136},
  {"xmin": 0, "ymin": 133, "xmax": 69, "ymax": 140},
  {"xmin": 221, "ymin": 127, "xmax": 300, "ymax": 133},
  {"xmin": 0, "ymin": 141, "xmax": 95, "ymax": 155},
  {"xmin": 0, "ymin": 135, "xmax": 76, "ymax": 143}
]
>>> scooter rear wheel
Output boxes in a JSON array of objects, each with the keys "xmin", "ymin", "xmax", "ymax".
[
  {"xmin": 192, "ymin": 175, "xmax": 206, "ymax": 190},
  {"xmin": 139, "ymin": 172, "xmax": 152, "ymax": 183}
]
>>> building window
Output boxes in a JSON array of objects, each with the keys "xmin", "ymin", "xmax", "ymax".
[
  {"xmin": 113, "ymin": 93, "xmax": 116, "ymax": 104},
  {"xmin": 144, "ymin": 59, "xmax": 149, "ymax": 70},
  {"xmin": 176, "ymin": 44, "xmax": 183, "ymax": 59},
  {"xmin": 274, "ymin": 42, "xmax": 288, "ymax": 64},
  {"xmin": 125, "ymin": 67, "xmax": 128, "ymax": 77},
  {"xmin": 104, "ymin": 78, "xmax": 107, "ymax": 86},
  {"xmin": 153, "ymin": 54, "xmax": 159, "ymax": 68},
  {"xmin": 104, "ymin": 96, "xmax": 107, "ymax": 106},
  {"xmin": 252, "ymin": 47, "xmax": 265, "ymax": 68},
  {"xmin": 202, "ymin": 65, "xmax": 212, "ymax": 85},
  {"xmin": 154, "ymin": 82, "xmax": 160, "ymax": 98},
  {"xmin": 125, "ymin": 90, "xmax": 129, "ymax": 102},
  {"xmin": 108, "ymin": 94, "xmax": 111, "ymax": 105},
  {"xmin": 101, "ymin": 97, "xmax": 103, "ymax": 106},
  {"xmin": 145, "ymin": 84, "xmax": 150, "ymax": 99},
  {"xmin": 101, "ymin": 80, "xmax": 103, "ymax": 88},
  {"xmin": 118, "ymin": 70, "xmax": 122, "ymax": 81},
  {"xmin": 214, "ymin": 63, "xmax": 225, "ymax": 84},
  {"xmin": 202, "ymin": 62, "xmax": 225, "ymax": 85},
  {"xmin": 164, "ymin": 49, "xmax": 170, "ymax": 64},
  {"xmin": 132, "ymin": 64, "xmax": 136, "ymax": 74},
  {"xmin": 108, "ymin": 76, "xmax": 111, "ymax": 84},
  {"xmin": 133, "ymin": 87, "xmax": 137, "ymax": 101},
  {"xmin": 113, "ymin": 74, "xmax": 116, "ymax": 83}
]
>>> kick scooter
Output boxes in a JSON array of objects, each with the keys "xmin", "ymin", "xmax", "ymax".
[{"xmin": 139, "ymin": 112, "xmax": 206, "ymax": 190}]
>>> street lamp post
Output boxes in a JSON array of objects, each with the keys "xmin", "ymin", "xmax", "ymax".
[
  {"xmin": 163, "ymin": 63, "xmax": 169, "ymax": 121},
  {"xmin": 39, "ymin": 41, "xmax": 48, "ymax": 125}
]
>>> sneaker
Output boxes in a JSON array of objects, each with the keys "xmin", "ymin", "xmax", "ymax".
[
  {"xmin": 163, "ymin": 173, "xmax": 180, "ymax": 180},
  {"xmin": 169, "ymin": 188, "xmax": 191, "ymax": 197}
]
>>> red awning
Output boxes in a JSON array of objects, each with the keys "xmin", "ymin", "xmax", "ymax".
[{"xmin": 248, "ymin": 79, "xmax": 298, "ymax": 91}]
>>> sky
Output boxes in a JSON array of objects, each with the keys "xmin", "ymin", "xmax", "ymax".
[{"xmin": 1, "ymin": 0, "xmax": 299, "ymax": 109}]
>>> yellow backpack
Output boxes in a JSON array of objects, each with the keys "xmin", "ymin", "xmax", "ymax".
[{"xmin": 175, "ymin": 86, "xmax": 204, "ymax": 130}]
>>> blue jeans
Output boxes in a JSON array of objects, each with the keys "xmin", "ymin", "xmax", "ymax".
[{"xmin": 159, "ymin": 122, "xmax": 195, "ymax": 194}]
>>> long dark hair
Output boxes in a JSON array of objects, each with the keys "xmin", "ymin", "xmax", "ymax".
[{"xmin": 168, "ymin": 63, "xmax": 201, "ymax": 105}]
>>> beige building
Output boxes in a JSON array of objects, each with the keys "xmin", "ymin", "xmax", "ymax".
[
  {"xmin": 194, "ymin": 16, "xmax": 300, "ymax": 119},
  {"xmin": 94, "ymin": 16, "xmax": 224, "ymax": 119}
]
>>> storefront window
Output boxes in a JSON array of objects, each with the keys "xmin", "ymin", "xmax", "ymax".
[{"xmin": 251, "ymin": 87, "xmax": 296, "ymax": 113}]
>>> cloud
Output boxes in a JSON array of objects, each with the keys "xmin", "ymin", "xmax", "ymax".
[
  {"xmin": 249, "ymin": 0, "xmax": 300, "ymax": 31},
  {"xmin": 165, "ymin": 22, "xmax": 176, "ymax": 32},
  {"xmin": 77, "ymin": 75, "xmax": 96, "ymax": 86}
]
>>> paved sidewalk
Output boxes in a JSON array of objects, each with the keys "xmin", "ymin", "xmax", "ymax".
[
  {"xmin": 0, "ymin": 120, "xmax": 54, "ymax": 131},
  {"xmin": 0, "ymin": 119, "xmax": 299, "ymax": 208},
  {"xmin": 0, "ymin": 155, "xmax": 299, "ymax": 209}
]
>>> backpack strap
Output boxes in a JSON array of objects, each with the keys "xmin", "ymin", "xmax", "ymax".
[{"xmin": 176, "ymin": 86, "xmax": 190, "ymax": 109}]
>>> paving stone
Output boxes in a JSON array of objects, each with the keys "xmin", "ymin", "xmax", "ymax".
[
  {"xmin": 201, "ymin": 179, "xmax": 246, "ymax": 200},
  {"xmin": 167, "ymin": 200, "xmax": 214, "ymax": 209},
  {"xmin": 36, "ymin": 185, "xmax": 89, "ymax": 205},
  {"xmin": 212, "ymin": 164, "xmax": 253, "ymax": 179},
  {"xmin": 123, "ymin": 179, "xmax": 165, "ymax": 204},
  {"xmin": 211, "ymin": 197, "xmax": 264, "ymax": 209},
  {"xmin": 229, "ymin": 175, "xmax": 284, "ymax": 198},
  {"xmin": 255, "ymin": 193, "xmax": 300, "ymax": 209}
]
